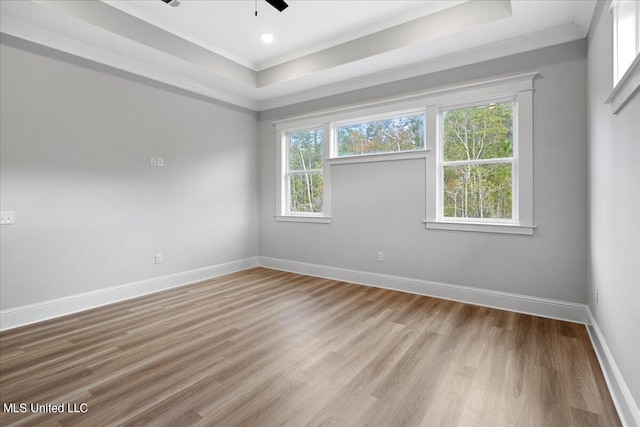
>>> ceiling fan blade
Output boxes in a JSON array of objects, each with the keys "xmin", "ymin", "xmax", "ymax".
[{"xmin": 265, "ymin": 0, "xmax": 288, "ymax": 12}]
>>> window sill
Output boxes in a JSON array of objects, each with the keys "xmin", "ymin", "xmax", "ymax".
[
  {"xmin": 607, "ymin": 54, "xmax": 640, "ymax": 114},
  {"xmin": 424, "ymin": 221, "xmax": 535, "ymax": 235},
  {"xmin": 327, "ymin": 150, "xmax": 428, "ymax": 165},
  {"xmin": 275, "ymin": 215, "xmax": 332, "ymax": 224}
]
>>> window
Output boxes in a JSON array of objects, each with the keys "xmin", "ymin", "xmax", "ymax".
[
  {"xmin": 608, "ymin": 0, "xmax": 640, "ymax": 113},
  {"xmin": 335, "ymin": 112, "xmax": 425, "ymax": 157},
  {"xmin": 275, "ymin": 125, "xmax": 331, "ymax": 223},
  {"xmin": 613, "ymin": 0, "xmax": 640, "ymax": 86},
  {"xmin": 275, "ymin": 72, "xmax": 535, "ymax": 233},
  {"xmin": 439, "ymin": 100, "xmax": 516, "ymax": 222},
  {"xmin": 285, "ymin": 128, "xmax": 324, "ymax": 214}
]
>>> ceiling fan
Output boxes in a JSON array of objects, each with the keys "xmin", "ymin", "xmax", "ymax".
[
  {"xmin": 161, "ymin": 0, "xmax": 289, "ymax": 13},
  {"xmin": 263, "ymin": 0, "xmax": 289, "ymax": 13}
]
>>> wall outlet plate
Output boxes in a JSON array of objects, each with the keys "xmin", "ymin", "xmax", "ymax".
[{"xmin": 0, "ymin": 211, "xmax": 16, "ymax": 225}]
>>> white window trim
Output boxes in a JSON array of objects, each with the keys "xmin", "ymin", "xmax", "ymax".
[
  {"xmin": 284, "ymin": 134, "xmax": 323, "ymax": 216},
  {"xmin": 607, "ymin": 50, "xmax": 640, "ymax": 114},
  {"xmin": 424, "ymin": 74, "xmax": 535, "ymax": 235},
  {"xmin": 275, "ymin": 215, "xmax": 332, "ymax": 224},
  {"xmin": 275, "ymin": 124, "xmax": 332, "ymax": 223},
  {"xmin": 274, "ymin": 72, "xmax": 536, "ymax": 233},
  {"xmin": 423, "ymin": 221, "xmax": 535, "ymax": 235},
  {"xmin": 437, "ymin": 97, "xmax": 518, "ymax": 225},
  {"xmin": 331, "ymin": 109, "xmax": 427, "ymax": 159},
  {"xmin": 327, "ymin": 149, "xmax": 429, "ymax": 166},
  {"xmin": 608, "ymin": 0, "xmax": 640, "ymax": 113},
  {"xmin": 273, "ymin": 72, "xmax": 538, "ymax": 129}
]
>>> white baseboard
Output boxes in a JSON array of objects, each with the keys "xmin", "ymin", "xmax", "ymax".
[
  {"xmin": 586, "ymin": 308, "xmax": 640, "ymax": 427},
  {"xmin": 0, "ymin": 257, "xmax": 259, "ymax": 331},
  {"xmin": 4, "ymin": 255, "xmax": 631, "ymax": 424},
  {"xmin": 1, "ymin": 254, "xmax": 587, "ymax": 329},
  {"xmin": 258, "ymin": 256, "xmax": 588, "ymax": 324}
]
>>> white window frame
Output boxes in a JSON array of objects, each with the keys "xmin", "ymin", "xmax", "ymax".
[
  {"xmin": 608, "ymin": 0, "xmax": 640, "ymax": 113},
  {"xmin": 436, "ymin": 96, "xmax": 518, "ymax": 225},
  {"xmin": 275, "ymin": 124, "xmax": 332, "ymax": 223},
  {"xmin": 425, "ymin": 75, "xmax": 535, "ymax": 235},
  {"xmin": 274, "ymin": 72, "xmax": 536, "ymax": 234},
  {"xmin": 332, "ymin": 109, "xmax": 427, "ymax": 159}
]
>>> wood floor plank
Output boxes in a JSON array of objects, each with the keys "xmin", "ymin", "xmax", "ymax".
[
  {"xmin": 418, "ymin": 361, "xmax": 475, "ymax": 427},
  {"xmin": 0, "ymin": 267, "xmax": 621, "ymax": 426}
]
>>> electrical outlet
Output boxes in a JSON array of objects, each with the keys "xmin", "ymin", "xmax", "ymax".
[
  {"xmin": 150, "ymin": 157, "xmax": 157, "ymax": 166},
  {"xmin": 377, "ymin": 251, "xmax": 384, "ymax": 262},
  {"xmin": 0, "ymin": 211, "xmax": 16, "ymax": 225},
  {"xmin": 157, "ymin": 157, "xmax": 164, "ymax": 167},
  {"xmin": 155, "ymin": 253, "xmax": 163, "ymax": 264}
]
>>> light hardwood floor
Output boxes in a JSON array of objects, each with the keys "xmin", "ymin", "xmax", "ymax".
[{"xmin": 0, "ymin": 267, "xmax": 620, "ymax": 426}]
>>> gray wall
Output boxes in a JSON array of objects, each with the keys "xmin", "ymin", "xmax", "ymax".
[
  {"xmin": 587, "ymin": 2, "xmax": 640, "ymax": 416},
  {"xmin": 0, "ymin": 37, "xmax": 259, "ymax": 310},
  {"xmin": 259, "ymin": 40, "xmax": 589, "ymax": 303}
]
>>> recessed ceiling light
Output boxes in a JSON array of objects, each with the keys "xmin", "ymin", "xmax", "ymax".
[{"xmin": 260, "ymin": 32, "xmax": 274, "ymax": 44}]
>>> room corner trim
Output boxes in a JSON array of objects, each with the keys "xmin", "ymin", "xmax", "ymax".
[
  {"xmin": 258, "ymin": 257, "xmax": 588, "ymax": 324},
  {"xmin": 586, "ymin": 308, "xmax": 640, "ymax": 427},
  {"xmin": 0, "ymin": 257, "xmax": 259, "ymax": 331}
]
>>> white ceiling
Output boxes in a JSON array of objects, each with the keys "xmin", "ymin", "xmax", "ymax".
[
  {"xmin": 0, "ymin": 0, "xmax": 596, "ymax": 111},
  {"xmin": 105, "ymin": 0, "xmax": 464, "ymax": 70}
]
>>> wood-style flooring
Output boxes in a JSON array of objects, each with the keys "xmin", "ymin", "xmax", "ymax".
[{"xmin": 0, "ymin": 267, "xmax": 620, "ymax": 426}]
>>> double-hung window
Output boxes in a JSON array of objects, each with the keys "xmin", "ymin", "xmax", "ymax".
[
  {"xmin": 286, "ymin": 129, "xmax": 324, "ymax": 214},
  {"xmin": 425, "ymin": 74, "xmax": 534, "ymax": 234},
  {"xmin": 275, "ymin": 125, "xmax": 332, "ymax": 223},
  {"xmin": 275, "ymin": 72, "xmax": 535, "ymax": 233},
  {"xmin": 439, "ymin": 99, "xmax": 516, "ymax": 222}
]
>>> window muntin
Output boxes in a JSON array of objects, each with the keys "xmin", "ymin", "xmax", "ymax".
[
  {"xmin": 286, "ymin": 129, "xmax": 324, "ymax": 214},
  {"xmin": 614, "ymin": 0, "xmax": 640, "ymax": 85},
  {"xmin": 275, "ymin": 72, "xmax": 535, "ymax": 233},
  {"xmin": 335, "ymin": 112, "xmax": 425, "ymax": 157},
  {"xmin": 439, "ymin": 100, "xmax": 516, "ymax": 222}
]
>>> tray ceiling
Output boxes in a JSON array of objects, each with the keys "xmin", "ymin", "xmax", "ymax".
[{"xmin": 0, "ymin": 0, "xmax": 596, "ymax": 110}]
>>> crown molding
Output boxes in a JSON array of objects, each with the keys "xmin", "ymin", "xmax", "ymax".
[
  {"xmin": 258, "ymin": 24, "xmax": 585, "ymax": 111},
  {"xmin": 1, "ymin": 0, "xmax": 591, "ymax": 112}
]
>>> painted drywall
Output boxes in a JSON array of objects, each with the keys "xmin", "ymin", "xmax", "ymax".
[
  {"xmin": 587, "ymin": 1, "xmax": 640, "ymax": 421},
  {"xmin": 259, "ymin": 40, "xmax": 589, "ymax": 304},
  {"xmin": 0, "ymin": 36, "xmax": 259, "ymax": 310}
]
